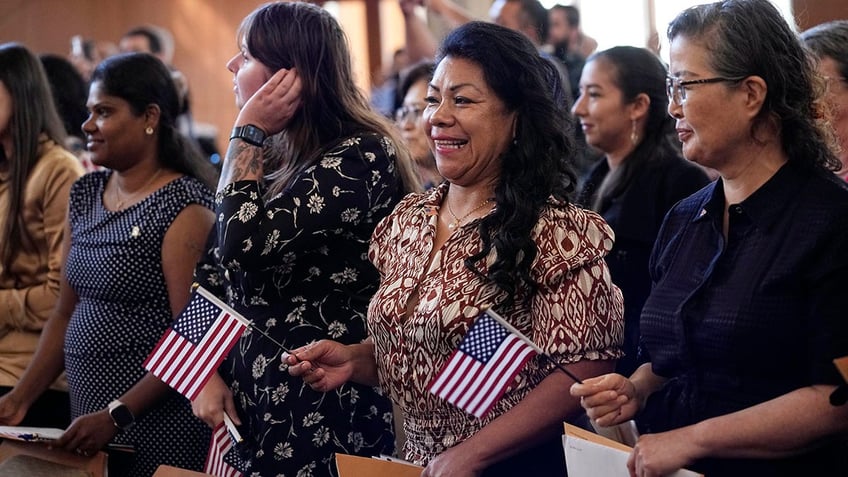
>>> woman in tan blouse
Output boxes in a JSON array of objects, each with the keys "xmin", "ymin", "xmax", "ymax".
[
  {"xmin": 289, "ymin": 22, "xmax": 624, "ymax": 477},
  {"xmin": 0, "ymin": 43, "xmax": 84, "ymax": 428}
]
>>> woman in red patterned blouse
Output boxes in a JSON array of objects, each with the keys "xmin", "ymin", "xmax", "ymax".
[{"xmin": 289, "ymin": 22, "xmax": 624, "ymax": 477}]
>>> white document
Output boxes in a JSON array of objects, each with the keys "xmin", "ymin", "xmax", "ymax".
[
  {"xmin": 0, "ymin": 426, "xmax": 64, "ymax": 442},
  {"xmin": 563, "ymin": 423, "xmax": 702, "ymax": 477}
]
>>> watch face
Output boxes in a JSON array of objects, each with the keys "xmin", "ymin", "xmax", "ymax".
[{"xmin": 110, "ymin": 404, "xmax": 134, "ymax": 428}]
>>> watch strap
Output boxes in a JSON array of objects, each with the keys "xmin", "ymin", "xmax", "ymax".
[{"xmin": 230, "ymin": 124, "xmax": 267, "ymax": 147}]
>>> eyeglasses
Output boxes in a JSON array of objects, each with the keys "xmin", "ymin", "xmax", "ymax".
[
  {"xmin": 394, "ymin": 104, "xmax": 424, "ymax": 124},
  {"xmin": 666, "ymin": 76, "xmax": 746, "ymax": 105}
]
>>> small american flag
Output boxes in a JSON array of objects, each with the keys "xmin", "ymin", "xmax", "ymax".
[
  {"xmin": 205, "ymin": 413, "xmax": 247, "ymax": 477},
  {"xmin": 429, "ymin": 309, "xmax": 539, "ymax": 418},
  {"xmin": 144, "ymin": 286, "xmax": 249, "ymax": 400}
]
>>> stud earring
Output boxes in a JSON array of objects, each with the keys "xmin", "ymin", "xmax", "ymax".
[{"xmin": 145, "ymin": 126, "xmax": 154, "ymax": 135}]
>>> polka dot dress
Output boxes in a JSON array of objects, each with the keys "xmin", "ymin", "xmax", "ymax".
[{"xmin": 64, "ymin": 171, "xmax": 213, "ymax": 477}]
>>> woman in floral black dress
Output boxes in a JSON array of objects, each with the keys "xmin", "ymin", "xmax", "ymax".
[{"xmin": 191, "ymin": 3, "xmax": 419, "ymax": 476}]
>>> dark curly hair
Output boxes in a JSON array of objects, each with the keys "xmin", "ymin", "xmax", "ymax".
[
  {"xmin": 668, "ymin": 0, "xmax": 841, "ymax": 172},
  {"xmin": 436, "ymin": 21, "xmax": 577, "ymax": 306}
]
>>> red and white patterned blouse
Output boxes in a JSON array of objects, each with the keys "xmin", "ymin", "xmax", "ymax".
[{"xmin": 367, "ymin": 184, "xmax": 624, "ymax": 464}]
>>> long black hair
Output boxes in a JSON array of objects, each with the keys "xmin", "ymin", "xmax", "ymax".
[
  {"xmin": 437, "ymin": 21, "xmax": 577, "ymax": 306},
  {"xmin": 0, "ymin": 43, "xmax": 68, "ymax": 274},
  {"xmin": 583, "ymin": 46, "xmax": 679, "ymax": 212}
]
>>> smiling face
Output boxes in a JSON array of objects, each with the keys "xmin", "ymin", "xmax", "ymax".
[
  {"xmin": 398, "ymin": 78, "xmax": 432, "ymax": 168},
  {"xmin": 571, "ymin": 58, "xmax": 636, "ymax": 158},
  {"xmin": 667, "ymin": 36, "xmax": 750, "ymax": 170},
  {"xmin": 226, "ymin": 40, "xmax": 272, "ymax": 110},
  {"xmin": 423, "ymin": 56, "xmax": 516, "ymax": 187},
  {"xmin": 82, "ymin": 80, "xmax": 152, "ymax": 169}
]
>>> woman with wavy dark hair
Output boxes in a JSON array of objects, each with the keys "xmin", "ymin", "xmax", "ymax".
[
  {"xmin": 0, "ymin": 43, "xmax": 83, "ymax": 429},
  {"xmin": 190, "ymin": 2, "xmax": 417, "ymax": 476},
  {"xmin": 289, "ymin": 21, "xmax": 623, "ymax": 477},
  {"xmin": 573, "ymin": 1, "xmax": 848, "ymax": 476},
  {"xmin": 573, "ymin": 46, "xmax": 709, "ymax": 375}
]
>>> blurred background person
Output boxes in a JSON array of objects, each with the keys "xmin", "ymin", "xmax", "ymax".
[
  {"xmin": 190, "ymin": 3, "xmax": 419, "ymax": 476},
  {"xmin": 68, "ymin": 34, "xmax": 117, "ymax": 83},
  {"xmin": 0, "ymin": 52, "xmax": 216, "ymax": 476},
  {"xmin": 120, "ymin": 24, "xmax": 221, "ymax": 173},
  {"xmin": 572, "ymin": 1, "xmax": 848, "ymax": 476},
  {"xmin": 395, "ymin": 60, "xmax": 441, "ymax": 189},
  {"xmin": 802, "ymin": 20, "xmax": 848, "ymax": 181},
  {"xmin": 572, "ymin": 46, "xmax": 709, "ymax": 376},
  {"xmin": 546, "ymin": 4, "xmax": 597, "ymax": 61},
  {"xmin": 0, "ymin": 43, "xmax": 84, "ymax": 429},
  {"xmin": 545, "ymin": 4, "xmax": 586, "ymax": 103},
  {"xmin": 289, "ymin": 21, "xmax": 623, "ymax": 477},
  {"xmin": 371, "ymin": 47, "xmax": 410, "ymax": 118},
  {"xmin": 39, "ymin": 53, "xmax": 92, "ymax": 164},
  {"xmin": 119, "ymin": 25, "xmax": 173, "ymax": 66}
]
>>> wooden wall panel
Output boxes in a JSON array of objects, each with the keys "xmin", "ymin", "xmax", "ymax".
[
  {"xmin": 793, "ymin": 0, "xmax": 848, "ymax": 31},
  {"xmin": 0, "ymin": 0, "xmax": 379, "ymax": 157}
]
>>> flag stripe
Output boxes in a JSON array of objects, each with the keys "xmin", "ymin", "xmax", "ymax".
[
  {"xmin": 430, "ymin": 350, "xmax": 468, "ymax": 396},
  {"xmin": 463, "ymin": 336, "xmax": 528, "ymax": 412},
  {"xmin": 470, "ymin": 344, "xmax": 536, "ymax": 417},
  {"xmin": 183, "ymin": 318, "xmax": 247, "ymax": 399},
  {"xmin": 144, "ymin": 287, "xmax": 249, "ymax": 403},
  {"xmin": 428, "ymin": 310, "xmax": 539, "ymax": 419},
  {"xmin": 205, "ymin": 423, "xmax": 240, "ymax": 477},
  {"xmin": 174, "ymin": 316, "xmax": 245, "ymax": 399}
]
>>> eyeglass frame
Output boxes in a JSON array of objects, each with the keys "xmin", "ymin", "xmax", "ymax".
[
  {"xmin": 665, "ymin": 75, "xmax": 747, "ymax": 105},
  {"xmin": 394, "ymin": 104, "xmax": 425, "ymax": 124}
]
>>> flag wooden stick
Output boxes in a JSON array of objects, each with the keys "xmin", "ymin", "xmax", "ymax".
[
  {"xmin": 484, "ymin": 307, "xmax": 584, "ymax": 384},
  {"xmin": 222, "ymin": 411, "xmax": 244, "ymax": 443},
  {"xmin": 194, "ymin": 285, "xmax": 293, "ymax": 354}
]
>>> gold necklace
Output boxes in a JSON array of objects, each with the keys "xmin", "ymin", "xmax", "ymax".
[
  {"xmin": 112, "ymin": 168, "xmax": 163, "ymax": 209},
  {"xmin": 446, "ymin": 197, "xmax": 494, "ymax": 230}
]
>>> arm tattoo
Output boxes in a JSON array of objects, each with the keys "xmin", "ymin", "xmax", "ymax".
[{"xmin": 219, "ymin": 139, "xmax": 265, "ymax": 190}]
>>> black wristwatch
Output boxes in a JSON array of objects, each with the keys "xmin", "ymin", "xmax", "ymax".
[
  {"xmin": 230, "ymin": 124, "xmax": 267, "ymax": 147},
  {"xmin": 107, "ymin": 400, "xmax": 135, "ymax": 431}
]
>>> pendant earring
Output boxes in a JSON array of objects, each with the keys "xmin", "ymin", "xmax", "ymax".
[
  {"xmin": 630, "ymin": 119, "xmax": 638, "ymax": 145},
  {"xmin": 145, "ymin": 126, "xmax": 154, "ymax": 135}
]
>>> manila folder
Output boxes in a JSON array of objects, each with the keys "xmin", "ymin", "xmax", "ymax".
[
  {"xmin": 335, "ymin": 453, "xmax": 422, "ymax": 477},
  {"xmin": 563, "ymin": 423, "xmax": 702, "ymax": 477}
]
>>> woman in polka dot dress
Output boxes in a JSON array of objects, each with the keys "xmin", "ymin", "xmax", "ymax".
[{"xmin": 0, "ymin": 53, "xmax": 216, "ymax": 476}]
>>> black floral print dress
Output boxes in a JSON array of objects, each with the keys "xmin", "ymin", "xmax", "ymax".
[{"xmin": 196, "ymin": 133, "xmax": 402, "ymax": 477}]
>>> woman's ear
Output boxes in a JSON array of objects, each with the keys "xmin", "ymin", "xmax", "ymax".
[
  {"xmin": 629, "ymin": 92, "xmax": 650, "ymax": 121},
  {"xmin": 144, "ymin": 103, "xmax": 162, "ymax": 131},
  {"xmin": 742, "ymin": 75, "xmax": 768, "ymax": 119}
]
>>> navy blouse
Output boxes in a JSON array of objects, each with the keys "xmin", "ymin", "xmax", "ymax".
[{"xmin": 639, "ymin": 161, "xmax": 848, "ymax": 475}]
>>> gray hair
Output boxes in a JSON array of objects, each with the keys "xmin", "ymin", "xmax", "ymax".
[{"xmin": 801, "ymin": 20, "xmax": 848, "ymax": 80}]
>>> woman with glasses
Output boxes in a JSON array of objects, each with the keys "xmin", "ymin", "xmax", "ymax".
[
  {"xmin": 802, "ymin": 20, "xmax": 848, "ymax": 181},
  {"xmin": 572, "ymin": 1, "xmax": 848, "ymax": 476},
  {"xmin": 395, "ymin": 61, "xmax": 442, "ymax": 189},
  {"xmin": 572, "ymin": 46, "xmax": 709, "ymax": 376}
]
